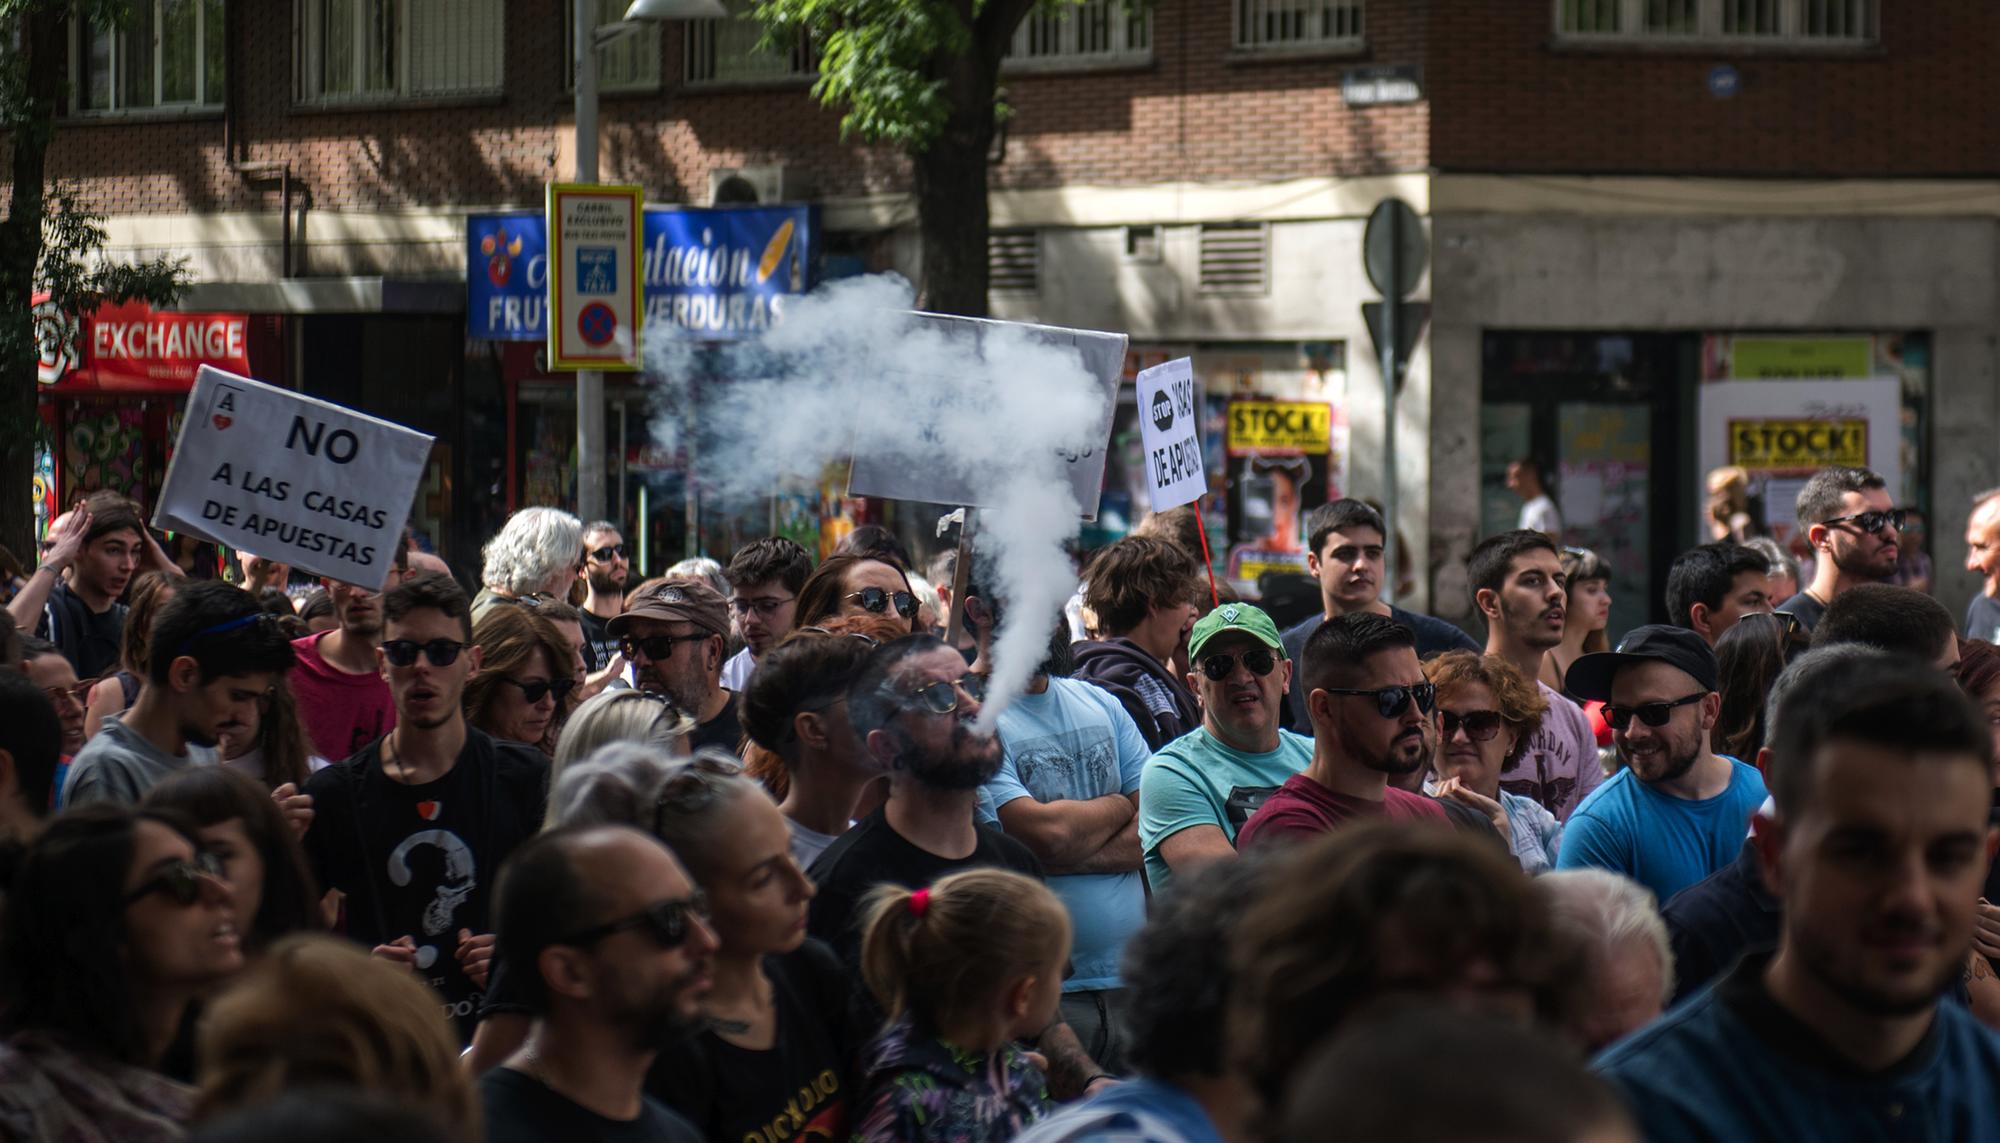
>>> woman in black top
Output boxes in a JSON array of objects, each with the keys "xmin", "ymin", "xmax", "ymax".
[{"xmin": 645, "ymin": 752, "xmax": 857, "ymax": 1143}]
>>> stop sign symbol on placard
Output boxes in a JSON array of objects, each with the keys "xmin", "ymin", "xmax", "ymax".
[
  {"xmin": 1151, "ymin": 389, "xmax": 1175, "ymax": 432},
  {"xmin": 578, "ymin": 302, "xmax": 617, "ymax": 347}
]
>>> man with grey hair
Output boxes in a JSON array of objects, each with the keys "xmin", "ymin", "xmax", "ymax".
[
  {"xmin": 1775, "ymin": 465, "xmax": 1901, "ymax": 636},
  {"xmin": 1540, "ymin": 869, "xmax": 1674, "ymax": 1053},
  {"xmin": 1965, "ymin": 490, "xmax": 2000, "ymax": 642},
  {"xmin": 475, "ymin": 507, "xmax": 584, "ymax": 623}
]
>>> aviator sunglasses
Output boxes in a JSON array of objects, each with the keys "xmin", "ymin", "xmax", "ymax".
[
  {"xmin": 897, "ymin": 674, "xmax": 988, "ymax": 716},
  {"xmin": 848, "ymin": 587, "xmax": 919, "ymax": 620},
  {"xmin": 1197, "ymin": 648, "xmax": 1278, "ymax": 681}
]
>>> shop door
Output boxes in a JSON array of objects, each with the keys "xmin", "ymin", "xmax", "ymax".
[{"xmin": 1480, "ymin": 333, "xmax": 1695, "ymax": 636}]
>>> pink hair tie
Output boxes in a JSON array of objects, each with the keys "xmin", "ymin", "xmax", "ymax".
[{"xmin": 908, "ymin": 888, "xmax": 931, "ymax": 918}]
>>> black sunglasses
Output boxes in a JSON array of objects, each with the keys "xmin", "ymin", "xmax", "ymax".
[
  {"xmin": 589, "ymin": 544, "xmax": 628, "ymax": 562},
  {"xmin": 559, "ymin": 892, "xmax": 710, "ymax": 951},
  {"xmin": 620, "ymin": 632, "xmax": 711, "ymax": 661},
  {"xmin": 381, "ymin": 638, "xmax": 468, "ymax": 668},
  {"xmin": 1197, "ymin": 648, "xmax": 1278, "ymax": 681},
  {"xmin": 501, "ymin": 676, "xmax": 576, "ymax": 705},
  {"xmin": 897, "ymin": 674, "xmax": 987, "ymax": 716},
  {"xmin": 1603, "ymin": 691, "xmax": 1707, "ymax": 731},
  {"xmin": 124, "ymin": 851, "xmax": 226, "ymax": 907},
  {"xmin": 848, "ymin": 587, "xmax": 918, "ymax": 620},
  {"xmin": 1821, "ymin": 508, "xmax": 1905, "ymax": 536},
  {"xmin": 1323, "ymin": 682, "xmax": 1437, "ymax": 720},
  {"xmin": 1440, "ymin": 708, "xmax": 1505, "ymax": 742}
]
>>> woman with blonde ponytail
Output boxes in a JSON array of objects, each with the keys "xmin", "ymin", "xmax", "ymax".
[{"xmin": 850, "ymin": 868, "xmax": 1071, "ymax": 1143}]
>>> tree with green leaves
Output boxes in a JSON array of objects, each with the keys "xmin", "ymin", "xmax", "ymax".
[
  {"xmin": 754, "ymin": 0, "xmax": 1108, "ymax": 317},
  {"xmin": 2, "ymin": 1, "xmax": 189, "ymax": 557}
]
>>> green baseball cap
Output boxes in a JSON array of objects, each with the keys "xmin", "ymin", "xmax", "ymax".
[{"xmin": 1187, "ymin": 602, "xmax": 1286, "ymax": 662}]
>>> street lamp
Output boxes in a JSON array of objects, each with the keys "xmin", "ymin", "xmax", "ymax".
[{"xmin": 573, "ymin": 0, "xmax": 726, "ymax": 524}]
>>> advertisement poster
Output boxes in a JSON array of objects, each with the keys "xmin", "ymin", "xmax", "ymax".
[
  {"xmin": 1695, "ymin": 378, "xmax": 1900, "ymax": 545},
  {"xmin": 1225, "ymin": 399, "xmax": 1333, "ymax": 583}
]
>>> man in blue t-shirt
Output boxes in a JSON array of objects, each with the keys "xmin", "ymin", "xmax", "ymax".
[
  {"xmin": 968, "ymin": 593, "xmax": 1151, "ymax": 1073},
  {"xmin": 1596, "ymin": 652, "xmax": 2000, "ymax": 1141},
  {"xmin": 1556, "ymin": 625, "xmax": 1766, "ymax": 903}
]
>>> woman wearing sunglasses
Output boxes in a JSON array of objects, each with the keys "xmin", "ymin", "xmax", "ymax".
[
  {"xmin": 463, "ymin": 605, "xmax": 578, "ymax": 757},
  {"xmin": 1423, "ymin": 651, "xmax": 1565, "ymax": 874},
  {"xmin": 794, "ymin": 555, "xmax": 921, "ymax": 635},
  {"xmin": 0, "ymin": 805, "xmax": 242, "ymax": 1139}
]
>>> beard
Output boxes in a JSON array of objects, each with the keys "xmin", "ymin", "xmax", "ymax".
[
  {"xmin": 1794, "ymin": 915, "xmax": 1959, "ymax": 1019},
  {"xmin": 615, "ymin": 964, "xmax": 711, "ymax": 1052},
  {"xmin": 588, "ymin": 567, "xmax": 627, "ymax": 595},
  {"xmin": 1369, "ymin": 726, "xmax": 1432, "ymax": 775},
  {"xmin": 1622, "ymin": 731, "xmax": 1702, "ymax": 785},
  {"xmin": 1830, "ymin": 537, "xmax": 1897, "ymax": 580},
  {"xmin": 893, "ymin": 725, "xmax": 1004, "ymax": 790},
  {"xmin": 1502, "ymin": 596, "xmax": 1563, "ymax": 650}
]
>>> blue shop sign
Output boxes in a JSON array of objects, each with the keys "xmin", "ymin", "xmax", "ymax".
[{"xmin": 467, "ymin": 204, "xmax": 816, "ymax": 342}]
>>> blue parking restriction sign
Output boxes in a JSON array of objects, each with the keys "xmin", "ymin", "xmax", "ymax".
[
  {"xmin": 578, "ymin": 247, "xmax": 617, "ymax": 295},
  {"xmin": 578, "ymin": 302, "xmax": 617, "ymax": 347}
]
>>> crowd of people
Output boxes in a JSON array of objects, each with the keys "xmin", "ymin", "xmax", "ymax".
[{"xmin": 1, "ymin": 461, "xmax": 1998, "ymax": 1141}]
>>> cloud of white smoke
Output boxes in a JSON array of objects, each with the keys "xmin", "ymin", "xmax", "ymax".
[{"xmin": 642, "ymin": 274, "xmax": 1113, "ymax": 729}]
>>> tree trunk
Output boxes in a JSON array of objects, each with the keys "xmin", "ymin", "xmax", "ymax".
[
  {"xmin": 0, "ymin": 8, "xmax": 65, "ymax": 557},
  {"xmin": 910, "ymin": 10, "xmax": 1008, "ymax": 319}
]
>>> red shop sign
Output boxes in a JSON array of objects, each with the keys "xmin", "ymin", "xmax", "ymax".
[{"xmin": 40, "ymin": 298, "xmax": 253, "ymax": 393}]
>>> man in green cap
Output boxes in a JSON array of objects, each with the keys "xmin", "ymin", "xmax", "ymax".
[{"xmin": 1137, "ymin": 602, "xmax": 1312, "ymax": 891}]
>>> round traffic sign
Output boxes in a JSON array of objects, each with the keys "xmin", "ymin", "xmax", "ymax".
[
  {"xmin": 578, "ymin": 302, "xmax": 617, "ymax": 347},
  {"xmin": 1363, "ymin": 198, "xmax": 1428, "ymax": 300}
]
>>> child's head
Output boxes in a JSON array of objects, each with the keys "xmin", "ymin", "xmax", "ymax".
[{"xmin": 859, "ymin": 869, "xmax": 1070, "ymax": 1045}]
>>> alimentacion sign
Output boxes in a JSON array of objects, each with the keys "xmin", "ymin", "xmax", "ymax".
[{"xmin": 469, "ymin": 204, "xmax": 817, "ymax": 343}]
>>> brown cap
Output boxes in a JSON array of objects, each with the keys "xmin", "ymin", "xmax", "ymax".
[{"xmin": 608, "ymin": 578, "xmax": 730, "ymax": 639}]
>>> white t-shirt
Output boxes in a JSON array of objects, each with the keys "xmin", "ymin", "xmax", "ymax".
[
  {"xmin": 720, "ymin": 646, "xmax": 756, "ymax": 692},
  {"xmin": 1519, "ymin": 494, "xmax": 1562, "ymax": 537}
]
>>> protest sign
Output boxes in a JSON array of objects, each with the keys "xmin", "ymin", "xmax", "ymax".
[
  {"xmin": 1135, "ymin": 357, "xmax": 1205, "ymax": 512},
  {"xmin": 845, "ymin": 313, "xmax": 1127, "ymax": 520},
  {"xmin": 154, "ymin": 367, "xmax": 434, "ymax": 588}
]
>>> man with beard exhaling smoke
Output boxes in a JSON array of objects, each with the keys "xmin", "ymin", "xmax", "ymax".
[
  {"xmin": 1598, "ymin": 652, "xmax": 2000, "ymax": 1139},
  {"xmin": 807, "ymin": 634, "xmax": 1115, "ymax": 1100},
  {"xmin": 482, "ymin": 825, "xmax": 716, "ymax": 1142},
  {"xmin": 960, "ymin": 578, "xmax": 1150, "ymax": 1071},
  {"xmin": 1555, "ymin": 625, "xmax": 1769, "ymax": 904},
  {"xmin": 1236, "ymin": 611, "xmax": 1451, "ymax": 848}
]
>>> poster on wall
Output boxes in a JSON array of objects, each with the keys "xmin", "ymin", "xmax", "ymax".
[
  {"xmin": 1695, "ymin": 378, "xmax": 1901, "ymax": 545},
  {"xmin": 1224, "ymin": 399, "xmax": 1334, "ymax": 584}
]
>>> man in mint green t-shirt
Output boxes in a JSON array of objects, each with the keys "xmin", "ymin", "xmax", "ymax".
[{"xmin": 1138, "ymin": 603, "xmax": 1312, "ymax": 893}]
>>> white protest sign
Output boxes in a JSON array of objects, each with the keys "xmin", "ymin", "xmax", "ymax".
[
  {"xmin": 1136, "ymin": 357, "xmax": 1205, "ymax": 511},
  {"xmin": 845, "ymin": 313, "xmax": 1127, "ymax": 519},
  {"xmin": 154, "ymin": 366, "xmax": 434, "ymax": 589}
]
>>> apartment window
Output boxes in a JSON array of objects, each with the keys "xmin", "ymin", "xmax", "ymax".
[
  {"xmin": 296, "ymin": 0, "xmax": 503, "ymax": 104},
  {"xmin": 565, "ymin": 0, "xmax": 662, "ymax": 93},
  {"xmin": 1557, "ymin": 0, "xmax": 1876, "ymax": 42},
  {"xmin": 74, "ymin": 0, "xmax": 226, "ymax": 113},
  {"xmin": 685, "ymin": 2, "xmax": 813, "ymax": 86},
  {"xmin": 1199, "ymin": 223, "xmax": 1268, "ymax": 295},
  {"xmin": 1004, "ymin": 0, "xmax": 1151, "ymax": 71},
  {"xmin": 1233, "ymin": 0, "xmax": 1365, "ymax": 52},
  {"xmin": 989, "ymin": 229, "xmax": 1040, "ymax": 295}
]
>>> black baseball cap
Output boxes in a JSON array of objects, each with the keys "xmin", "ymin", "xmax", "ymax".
[{"xmin": 1564, "ymin": 624, "xmax": 1719, "ymax": 702}]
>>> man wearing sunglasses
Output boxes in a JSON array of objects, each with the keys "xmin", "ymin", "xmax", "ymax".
[
  {"xmin": 1776, "ymin": 465, "xmax": 1901, "ymax": 637},
  {"xmin": 719, "ymin": 537, "xmax": 812, "ymax": 692},
  {"xmin": 1237, "ymin": 612, "xmax": 1448, "ymax": 850},
  {"xmin": 482, "ymin": 824, "xmax": 712, "ymax": 1142},
  {"xmin": 611, "ymin": 579, "xmax": 743, "ymax": 757},
  {"xmin": 1556, "ymin": 625, "xmax": 1768, "ymax": 903},
  {"xmin": 67, "ymin": 581, "xmax": 296, "ymax": 808},
  {"xmin": 575, "ymin": 521, "xmax": 631, "ymax": 670},
  {"xmin": 301, "ymin": 572, "xmax": 550, "ymax": 1040},
  {"xmin": 1138, "ymin": 604, "xmax": 1313, "ymax": 892}
]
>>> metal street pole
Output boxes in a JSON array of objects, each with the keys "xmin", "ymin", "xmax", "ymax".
[
  {"xmin": 1380, "ymin": 279, "xmax": 1398, "ymax": 608},
  {"xmin": 574, "ymin": 0, "xmax": 607, "ymax": 524}
]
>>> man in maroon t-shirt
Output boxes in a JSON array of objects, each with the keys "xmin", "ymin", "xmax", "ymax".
[
  {"xmin": 1238, "ymin": 611, "xmax": 1447, "ymax": 848},
  {"xmin": 291, "ymin": 553, "xmax": 405, "ymax": 762}
]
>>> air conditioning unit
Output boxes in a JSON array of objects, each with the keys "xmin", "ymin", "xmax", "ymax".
[{"xmin": 708, "ymin": 165, "xmax": 797, "ymax": 206}]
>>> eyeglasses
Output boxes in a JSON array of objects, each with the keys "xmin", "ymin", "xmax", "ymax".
[
  {"xmin": 500, "ymin": 676, "xmax": 576, "ymax": 705},
  {"xmin": 1602, "ymin": 691, "xmax": 1708, "ymax": 731},
  {"xmin": 558, "ymin": 892, "xmax": 710, "ymax": 951},
  {"xmin": 1440, "ymin": 708, "xmax": 1505, "ymax": 742},
  {"xmin": 1322, "ymin": 683, "xmax": 1437, "ymax": 720},
  {"xmin": 381, "ymin": 638, "xmax": 468, "ymax": 668},
  {"xmin": 848, "ymin": 587, "xmax": 918, "ymax": 620},
  {"xmin": 620, "ymin": 632, "xmax": 711, "ymax": 661},
  {"xmin": 1821, "ymin": 508, "xmax": 1905, "ymax": 536},
  {"xmin": 40, "ymin": 684, "xmax": 86, "ymax": 710},
  {"xmin": 896, "ymin": 674, "xmax": 987, "ymax": 716},
  {"xmin": 729, "ymin": 595, "xmax": 796, "ymax": 618},
  {"xmin": 1197, "ymin": 648, "xmax": 1278, "ymax": 681},
  {"xmin": 589, "ymin": 544, "xmax": 628, "ymax": 562},
  {"xmin": 123, "ymin": 851, "xmax": 226, "ymax": 907}
]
